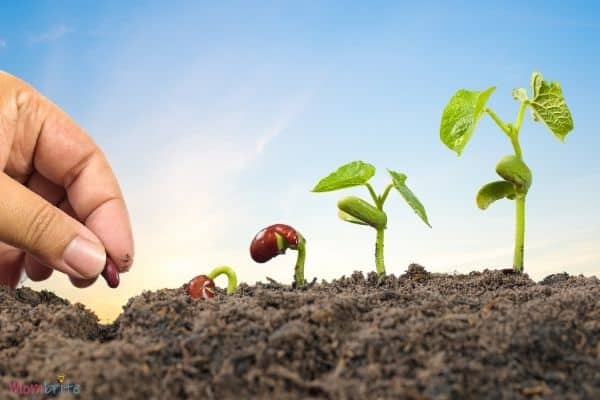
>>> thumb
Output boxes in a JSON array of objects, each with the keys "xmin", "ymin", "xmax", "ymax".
[{"xmin": 0, "ymin": 173, "xmax": 106, "ymax": 279}]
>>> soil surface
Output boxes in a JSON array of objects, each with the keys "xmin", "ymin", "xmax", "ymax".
[{"xmin": 1, "ymin": 265, "xmax": 599, "ymax": 399}]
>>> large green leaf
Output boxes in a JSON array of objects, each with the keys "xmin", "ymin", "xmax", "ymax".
[
  {"xmin": 312, "ymin": 160, "xmax": 375, "ymax": 192},
  {"xmin": 495, "ymin": 155, "xmax": 532, "ymax": 194},
  {"xmin": 440, "ymin": 86, "xmax": 496, "ymax": 155},
  {"xmin": 388, "ymin": 170, "xmax": 431, "ymax": 227},
  {"xmin": 476, "ymin": 181, "xmax": 516, "ymax": 210},
  {"xmin": 337, "ymin": 210, "xmax": 369, "ymax": 225},
  {"xmin": 529, "ymin": 72, "xmax": 574, "ymax": 142},
  {"xmin": 337, "ymin": 196, "xmax": 387, "ymax": 229}
]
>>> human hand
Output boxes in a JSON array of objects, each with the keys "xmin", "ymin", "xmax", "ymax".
[{"xmin": 0, "ymin": 71, "xmax": 134, "ymax": 288}]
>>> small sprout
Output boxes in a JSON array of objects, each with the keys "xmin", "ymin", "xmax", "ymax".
[
  {"xmin": 101, "ymin": 258, "xmax": 120, "ymax": 288},
  {"xmin": 186, "ymin": 265, "xmax": 238, "ymax": 299},
  {"xmin": 440, "ymin": 72, "xmax": 574, "ymax": 273},
  {"xmin": 312, "ymin": 160, "xmax": 431, "ymax": 276},
  {"xmin": 250, "ymin": 224, "xmax": 307, "ymax": 288},
  {"xmin": 186, "ymin": 275, "xmax": 216, "ymax": 299}
]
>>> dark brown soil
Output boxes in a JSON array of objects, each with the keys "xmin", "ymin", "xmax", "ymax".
[{"xmin": 1, "ymin": 265, "xmax": 599, "ymax": 399}]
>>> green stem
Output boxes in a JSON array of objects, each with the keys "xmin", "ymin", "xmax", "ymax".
[
  {"xmin": 485, "ymin": 108, "xmax": 512, "ymax": 136},
  {"xmin": 374, "ymin": 185, "xmax": 388, "ymax": 275},
  {"xmin": 514, "ymin": 101, "xmax": 528, "ymax": 132},
  {"xmin": 207, "ymin": 265, "xmax": 238, "ymax": 295},
  {"xmin": 365, "ymin": 183, "xmax": 379, "ymax": 206},
  {"xmin": 294, "ymin": 237, "xmax": 307, "ymax": 287},
  {"xmin": 510, "ymin": 101, "xmax": 527, "ymax": 158},
  {"xmin": 513, "ymin": 197, "xmax": 526, "ymax": 273},
  {"xmin": 375, "ymin": 227, "xmax": 385, "ymax": 275},
  {"xmin": 511, "ymin": 101, "xmax": 528, "ymax": 272},
  {"xmin": 379, "ymin": 184, "xmax": 394, "ymax": 207},
  {"xmin": 510, "ymin": 136, "xmax": 523, "ymax": 159}
]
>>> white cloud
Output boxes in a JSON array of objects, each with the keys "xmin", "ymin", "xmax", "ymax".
[{"xmin": 28, "ymin": 25, "xmax": 73, "ymax": 45}]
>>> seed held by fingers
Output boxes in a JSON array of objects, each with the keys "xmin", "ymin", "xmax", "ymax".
[{"xmin": 101, "ymin": 258, "xmax": 120, "ymax": 288}]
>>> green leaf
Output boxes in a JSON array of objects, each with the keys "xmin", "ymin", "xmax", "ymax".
[
  {"xmin": 495, "ymin": 155, "xmax": 532, "ymax": 194},
  {"xmin": 337, "ymin": 210, "xmax": 369, "ymax": 225},
  {"xmin": 440, "ymin": 86, "xmax": 496, "ymax": 155},
  {"xmin": 512, "ymin": 88, "xmax": 528, "ymax": 102},
  {"xmin": 388, "ymin": 170, "xmax": 431, "ymax": 227},
  {"xmin": 337, "ymin": 196, "xmax": 387, "ymax": 229},
  {"xmin": 476, "ymin": 181, "xmax": 516, "ymax": 210},
  {"xmin": 312, "ymin": 160, "xmax": 376, "ymax": 192},
  {"xmin": 529, "ymin": 72, "xmax": 574, "ymax": 142},
  {"xmin": 531, "ymin": 72, "xmax": 543, "ymax": 96}
]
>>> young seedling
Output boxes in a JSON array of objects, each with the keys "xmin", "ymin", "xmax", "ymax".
[
  {"xmin": 440, "ymin": 72, "xmax": 573, "ymax": 273},
  {"xmin": 250, "ymin": 224, "xmax": 306, "ymax": 288},
  {"xmin": 186, "ymin": 265, "xmax": 238, "ymax": 299},
  {"xmin": 312, "ymin": 160, "xmax": 431, "ymax": 275}
]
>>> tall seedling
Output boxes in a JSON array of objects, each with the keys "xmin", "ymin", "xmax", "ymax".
[
  {"xmin": 440, "ymin": 72, "xmax": 574, "ymax": 272},
  {"xmin": 312, "ymin": 161, "xmax": 431, "ymax": 275}
]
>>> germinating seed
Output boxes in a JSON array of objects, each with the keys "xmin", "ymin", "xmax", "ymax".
[
  {"xmin": 250, "ymin": 224, "xmax": 307, "ymax": 288},
  {"xmin": 186, "ymin": 275, "xmax": 216, "ymax": 299}
]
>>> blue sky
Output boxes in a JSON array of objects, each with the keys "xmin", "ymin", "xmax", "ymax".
[{"xmin": 1, "ymin": 1, "xmax": 599, "ymax": 320}]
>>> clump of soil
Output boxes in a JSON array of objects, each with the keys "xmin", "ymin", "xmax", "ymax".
[{"xmin": 1, "ymin": 265, "xmax": 599, "ymax": 399}]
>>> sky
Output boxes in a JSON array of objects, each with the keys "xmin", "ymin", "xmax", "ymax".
[{"xmin": 1, "ymin": 1, "xmax": 599, "ymax": 322}]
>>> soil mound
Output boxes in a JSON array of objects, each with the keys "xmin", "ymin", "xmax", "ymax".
[{"xmin": 1, "ymin": 265, "xmax": 599, "ymax": 399}]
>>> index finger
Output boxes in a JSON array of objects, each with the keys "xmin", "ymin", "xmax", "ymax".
[{"xmin": 10, "ymin": 73, "xmax": 134, "ymax": 272}]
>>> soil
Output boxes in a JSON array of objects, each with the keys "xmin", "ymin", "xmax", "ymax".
[{"xmin": 1, "ymin": 265, "xmax": 599, "ymax": 399}]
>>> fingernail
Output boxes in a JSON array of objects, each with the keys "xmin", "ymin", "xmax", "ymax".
[{"xmin": 63, "ymin": 236, "xmax": 106, "ymax": 279}]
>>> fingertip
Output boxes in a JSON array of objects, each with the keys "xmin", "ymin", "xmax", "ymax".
[
  {"xmin": 86, "ymin": 197, "xmax": 134, "ymax": 273},
  {"xmin": 1, "ymin": 264, "xmax": 23, "ymax": 289},
  {"xmin": 0, "ymin": 248, "xmax": 24, "ymax": 289},
  {"xmin": 24, "ymin": 255, "xmax": 53, "ymax": 281},
  {"xmin": 69, "ymin": 275, "xmax": 98, "ymax": 288},
  {"xmin": 116, "ymin": 252, "xmax": 133, "ymax": 273}
]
